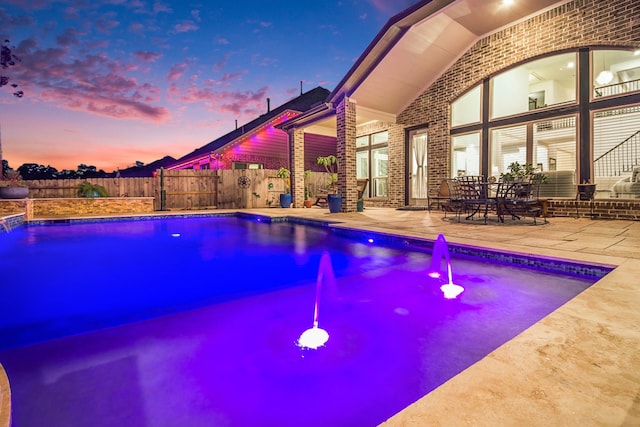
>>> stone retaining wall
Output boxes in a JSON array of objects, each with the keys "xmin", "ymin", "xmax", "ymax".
[{"xmin": 0, "ymin": 198, "xmax": 154, "ymax": 219}]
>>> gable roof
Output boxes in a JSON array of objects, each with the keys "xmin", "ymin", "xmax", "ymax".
[
  {"xmin": 171, "ymin": 86, "xmax": 330, "ymax": 166},
  {"xmin": 283, "ymin": 0, "xmax": 571, "ymax": 135},
  {"xmin": 329, "ymin": 0, "xmax": 571, "ymax": 117}
]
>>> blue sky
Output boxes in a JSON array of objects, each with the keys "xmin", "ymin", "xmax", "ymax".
[{"xmin": 0, "ymin": 0, "xmax": 415, "ymax": 171}]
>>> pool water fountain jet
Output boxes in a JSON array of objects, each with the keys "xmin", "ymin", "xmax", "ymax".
[
  {"xmin": 428, "ymin": 234, "xmax": 465, "ymax": 299},
  {"xmin": 297, "ymin": 251, "xmax": 333, "ymax": 350}
]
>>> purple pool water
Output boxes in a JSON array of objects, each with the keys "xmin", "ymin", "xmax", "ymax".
[{"xmin": 0, "ymin": 216, "xmax": 603, "ymax": 426}]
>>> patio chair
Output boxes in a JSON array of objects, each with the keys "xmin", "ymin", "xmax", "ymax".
[
  {"xmin": 496, "ymin": 176, "xmax": 544, "ymax": 224},
  {"xmin": 428, "ymin": 180, "xmax": 451, "ymax": 210},
  {"xmin": 457, "ymin": 175, "xmax": 492, "ymax": 223},
  {"xmin": 441, "ymin": 179, "xmax": 464, "ymax": 221},
  {"xmin": 356, "ymin": 178, "xmax": 369, "ymax": 200}
]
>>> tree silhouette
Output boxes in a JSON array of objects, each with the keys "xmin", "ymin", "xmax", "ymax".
[
  {"xmin": 1, "ymin": 39, "xmax": 23, "ymax": 179},
  {"xmin": 1, "ymin": 40, "xmax": 23, "ymax": 98}
]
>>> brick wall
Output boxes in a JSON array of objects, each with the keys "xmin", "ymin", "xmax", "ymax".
[
  {"xmin": 337, "ymin": 97, "xmax": 357, "ymax": 212},
  {"xmin": 390, "ymin": 0, "xmax": 640, "ymax": 219},
  {"xmin": 548, "ymin": 199, "xmax": 640, "ymax": 220}
]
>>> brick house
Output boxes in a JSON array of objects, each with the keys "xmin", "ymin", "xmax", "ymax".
[
  {"xmin": 281, "ymin": 0, "xmax": 640, "ymax": 216},
  {"xmin": 168, "ymin": 86, "xmax": 335, "ymax": 172}
]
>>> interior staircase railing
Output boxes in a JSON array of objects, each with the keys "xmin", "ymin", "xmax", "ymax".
[{"xmin": 594, "ymin": 130, "xmax": 640, "ymax": 177}]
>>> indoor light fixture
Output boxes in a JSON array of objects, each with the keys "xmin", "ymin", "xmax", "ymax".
[
  {"xmin": 596, "ymin": 52, "xmax": 614, "ymax": 85},
  {"xmin": 596, "ymin": 70, "xmax": 614, "ymax": 85}
]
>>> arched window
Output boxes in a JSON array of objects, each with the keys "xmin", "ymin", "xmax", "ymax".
[{"xmin": 450, "ymin": 48, "xmax": 640, "ymax": 198}]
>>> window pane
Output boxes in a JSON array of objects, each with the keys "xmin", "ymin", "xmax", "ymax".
[
  {"xmin": 356, "ymin": 151, "xmax": 369, "ymax": 179},
  {"xmin": 451, "ymin": 85, "xmax": 481, "ymax": 127},
  {"xmin": 593, "ymin": 105, "xmax": 640, "ymax": 199},
  {"xmin": 373, "ymin": 178, "xmax": 388, "ymax": 197},
  {"xmin": 491, "ymin": 53, "xmax": 576, "ymax": 119},
  {"xmin": 372, "ymin": 131, "xmax": 388, "ymax": 145},
  {"xmin": 490, "ymin": 125, "xmax": 526, "ymax": 179},
  {"xmin": 356, "ymin": 136, "xmax": 368, "ymax": 148},
  {"xmin": 372, "ymin": 147, "xmax": 388, "ymax": 197},
  {"xmin": 533, "ymin": 117, "xmax": 577, "ymax": 198},
  {"xmin": 593, "ymin": 49, "xmax": 640, "ymax": 98},
  {"xmin": 452, "ymin": 133, "xmax": 480, "ymax": 178}
]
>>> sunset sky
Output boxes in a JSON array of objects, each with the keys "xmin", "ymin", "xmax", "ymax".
[{"xmin": 0, "ymin": 0, "xmax": 415, "ymax": 172}]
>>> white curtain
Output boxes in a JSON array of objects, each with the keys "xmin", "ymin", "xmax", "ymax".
[{"xmin": 412, "ymin": 134, "xmax": 428, "ymax": 199}]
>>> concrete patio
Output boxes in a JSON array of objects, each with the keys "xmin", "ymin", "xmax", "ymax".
[{"xmin": 1, "ymin": 207, "xmax": 639, "ymax": 426}]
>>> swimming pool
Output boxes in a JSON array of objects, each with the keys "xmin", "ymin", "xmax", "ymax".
[{"xmin": 0, "ymin": 215, "xmax": 609, "ymax": 426}]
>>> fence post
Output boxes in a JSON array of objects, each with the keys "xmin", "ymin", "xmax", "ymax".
[{"xmin": 160, "ymin": 167, "xmax": 167, "ymax": 211}]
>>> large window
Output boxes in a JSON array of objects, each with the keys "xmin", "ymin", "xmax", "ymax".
[
  {"xmin": 491, "ymin": 52, "xmax": 577, "ymax": 119},
  {"xmin": 451, "ymin": 85, "xmax": 481, "ymax": 127},
  {"xmin": 593, "ymin": 105, "xmax": 640, "ymax": 198},
  {"xmin": 452, "ymin": 133, "xmax": 480, "ymax": 177},
  {"xmin": 490, "ymin": 125, "xmax": 526, "ymax": 178},
  {"xmin": 593, "ymin": 50, "xmax": 640, "ymax": 98},
  {"xmin": 451, "ymin": 48, "xmax": 640, "ymax": 199},
  {"xmin": 356, "ymin": 131, "xmax": 388, "ymax": 197}
]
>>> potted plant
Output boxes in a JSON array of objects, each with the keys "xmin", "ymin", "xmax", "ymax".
[
  {"xmin": 500, "ymin": 161, "xmax": 537, "ymax": 182},
  {"xmin": 0, "ymin": 170, "xmax": 29, "ymax": 199},
  {"xmin": 77, "ymin": 181, "xmax": 109, "ymax": 198},
  {"xmin": 317, "ymin": 155, "xmax": 341, "ymax": 213},
  {"xmin": 500, "ymin": 161, "xmax": 547, "ymax": 197},
  {"xmin": 275, "ymin": 167, "xmax": 292, "ymax": 208},
  {"xmin": 303, "ymin": 169, "xmax": 313, "ymax": 208}
]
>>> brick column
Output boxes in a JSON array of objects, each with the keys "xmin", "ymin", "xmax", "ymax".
[
  {"xmin": 288, "ymin": 128, "xmax": 306, "ymax": 208},
  {"xmin": 336, "ymin": 96, "xmax": 357, "ymax": 212}
]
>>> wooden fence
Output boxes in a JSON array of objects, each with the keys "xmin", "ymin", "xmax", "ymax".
[
  {"xmin": 24, "ymin": 169, "xmax": 330, "ymax": 211},
  {"xmin": 27, "ymin": 177, "xmax": 155, "ymax": 199}
]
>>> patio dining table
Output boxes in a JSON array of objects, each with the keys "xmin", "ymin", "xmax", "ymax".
[
  {"xmin": 457, "ymin": 176, "xmax": 496, "ymax": 223},
  {"xmin": 454, "ymin": 177, "xmax": 543, "ymax": 224}
]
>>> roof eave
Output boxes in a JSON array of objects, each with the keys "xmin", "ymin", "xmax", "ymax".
[
  {"xmin": 327, "ymin": 0, "xmax": 457, "ymax": 104},
  {"xmin": 277, "ymin": 103, "xmax": 335, "ymax": 131}
]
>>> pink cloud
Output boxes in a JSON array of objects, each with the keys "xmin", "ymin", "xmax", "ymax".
[
  {"xmin": 56, "ymin": 28, "xmax": 83, "ymax": 46},
  {"xmin": 251, "ymin": 53, "xmax": 277, "ymax": 67},
  {"xmin": 168, "ymin": 84, "xmax": 269, "ymax": 117},
  {"xmin": 134, "ymin": 50, "xmax": 162, "ymax": 62},
  {"xmin": 166, "ymin": 62, "xmax": 188, "ymax": 81},
  {"xmin": 94, "ymin": 14, "xmax": 120, "ymax": 34},
  {"xmin": 173, "ymin": 20, "xmax": 198, "ymax": 33},
  {"xmin": 152, "ymin": 1, "xmax": 172, "ymax": 14},
  {"xmin": 11, "ymin": 37, "xmax": 170, "ymax": 122},
  {"xmin": 219, "ymin": 72, "xmax": 245, "ymax": 84},
  {"xmin": 212, "ymin": 53, "xmax": 231, "ymax": 71},
  {"xmin": 129, "ymin": 22, "xmax": 145, "ymax": 32}
]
